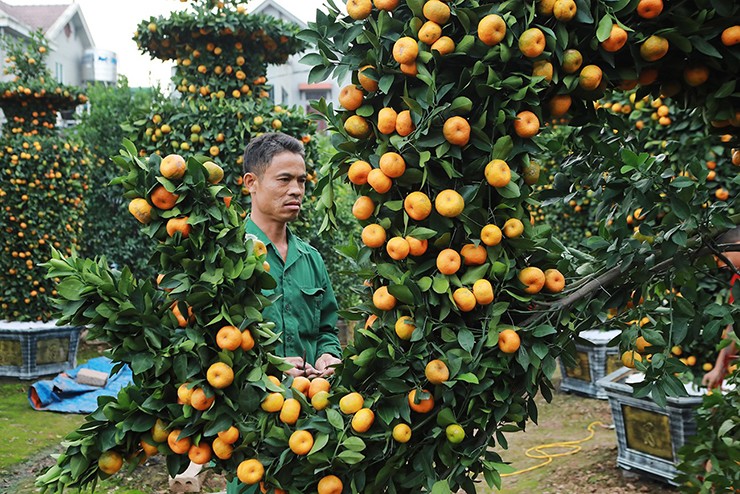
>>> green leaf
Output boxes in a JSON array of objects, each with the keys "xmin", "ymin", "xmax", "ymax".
[
  {"xmin": 532, "ymin": 342, "xmax": 549, "ymax": 360},
  {"xmin": 532, "ymin": 325, "xmax": 557, "ymax": 337},
  {"xmin": 337, "ymin": 450, "xmax": 365, "ymax": 465},
  {"xmin": 460, "ymin": 264, "xmax": 490, "ymax": 285},
  {"xmin": 457, "ymin": 328, "xmax": 475, "ymax": 353},
  {"xmin": 669, "ymin": 197, "xmax": 690, "ymax": 220},
  {"xmin": 299, "ymin": 53, "xmax": 324, "ymax": 66},
  {"xmin": 377, "ymin": 263, "xmax": 403, "ymax": 284},
  {"xmin": 379, "ymin": 74, "xmax": 394, "ymax": 94},
  {"xmin": 56, "ymin": 278, "xmax": 85, "ymax": 301},
  {"xmin": 406, "ymin": 0, "xmax": 425, "ymax": 17},
  {"xmin": 356, "ymin": 104, "xmax": 375, "ymax": 117},
  {"xmin": 456, "ymin": 372, "xmax": 479, "ymax": 384},
  {"xmin": 596, "ymin": 16, "xmax": 613, "ymax": 42},
  {"xmin": 436, "ymin": 407, "xmax": 456, "ymax": 427},
  {"xmin": 433, "ymin": 276, "xmax": 450, "ymax": 294},
  {"xmin": 326, "ymin": 408, "xmax": 345, "ymax": 430},
  {"xmin": 418, "ymin": 276, "xmax": 432, "ymax": 292},
  {"xmin": 490, "ymin": 302, "xmax": 509, "ymax": 316},
  {"xmin": 131, "ymin": 353, "xmax": 154, "ymax": 373},
  {"xmin": 353, "ymin": 347, "xmax": 376, "ymax": 367},
  {"xmin": 308, "ymin": 432, "xmax": 329, "ymax": 455},
  {"xmin": 431, "ymin": 480, "xmax": 451, "ymax": 494},
  {"xmin": 714, "ymin": 80, "xmax": 736, "ymax": 99},
  {"xmin": 690, "ymin": 36, "xmax": 722, "ymax": 58},
  {"xmin": 497, "ymin": 181, "xmax": 520, "ymax": 199},
  {"xmin": 388, "ymin": 284, "xmax": 416, "ymax": 305},
  {"xmin": 342, "ymin": 436, "xmax": 366, "ymax": 451},
  {"xmin": 492, "ymin": 136, "xmax": 513, "ymax": 160},
  {"xmin": 717, "ymin": 419, "xmax": 735, "ymax": 437},
  {"xmin": 406, "ymin": 227, "xmax": 438, "ymax": 240}
]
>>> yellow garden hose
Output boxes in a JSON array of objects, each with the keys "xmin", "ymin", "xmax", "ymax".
[{"xmin": 501, "ymin": 421, "xmax": 612, "ymax": 477}]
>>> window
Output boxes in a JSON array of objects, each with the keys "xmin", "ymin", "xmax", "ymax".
[
  {"xmin": 301, "ymin": 89, "xmax": 330, "ymax": 102},
  {"xmin": 55, "ymin": 63, "xmax": 63, "ymax": 84}
]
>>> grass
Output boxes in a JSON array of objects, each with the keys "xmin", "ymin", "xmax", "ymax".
[
  {"xmin": 0, "ymin": 341, "xmax": 106, "ymax": 471},
  {"xmin": 0, "ymin": 381, "xmax": 86, "ymax": 470},
  {"xmin": 477, "ymin": 385, "xmax": 676, "ymax": 494}
]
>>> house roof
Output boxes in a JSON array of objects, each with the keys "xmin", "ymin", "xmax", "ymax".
[
  {"xmin": 0, "ymin": 1, "xmax": 94, "ymax": 48},
  {"xmin": 0, "ymin": 1, "xmax": 67, "ymax": 32},
  {"xmin": 251, "ymin": 0, "xmax": 306, "ymax": 28}
]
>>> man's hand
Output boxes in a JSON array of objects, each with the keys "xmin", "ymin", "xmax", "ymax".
[
  {"xmin": 702, "ymin": 365, "xmax": 725, "ymax": 389},
  {"xmin": 283, "ymin": 356, "xmax": 307, "ymax": 377},
  {"xmin": 314, "ymin": 353, "xmax": 341, "ymax": 377},
  {"xmin": 283, "ymin": 356, "xmax": 320, "ymax": 377}
]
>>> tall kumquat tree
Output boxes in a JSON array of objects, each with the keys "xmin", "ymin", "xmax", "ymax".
[{"xmin": 0, "ymin": 30, "xmax": 89, "ymax": 321}]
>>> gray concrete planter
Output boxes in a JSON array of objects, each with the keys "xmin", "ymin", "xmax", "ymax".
[
  {"xmin": 559, "ymin": 329, "xmax": 622, "ymax": 399},
  {"xmin": 598, "ymin": 367, "xmax": 703, "ymax": 485},
  {"xmin": 0, "ymin": 320, "xmax": 81, "ymax": 379}
]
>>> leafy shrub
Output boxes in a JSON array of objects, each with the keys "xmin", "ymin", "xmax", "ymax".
[{"xmin": 75, "ymin": 78, "xmax": 163, "ymax": 277}]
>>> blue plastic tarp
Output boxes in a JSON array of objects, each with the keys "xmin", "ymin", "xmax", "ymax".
[{"xmin": 28, "ymin": 357, "xmax": 133, "ymax": 413}]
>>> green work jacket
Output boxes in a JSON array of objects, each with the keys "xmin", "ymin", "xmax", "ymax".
[{"xmin": 245, "ymin": 220, "xmax": 342, "ymax": 364}]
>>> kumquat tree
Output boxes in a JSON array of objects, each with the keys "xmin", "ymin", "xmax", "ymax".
[
  {"xmin": 36, "ymin": 0, "xmax": 738, "ymax": 493},
  {"xmin": 128, "ymin": 1, "xmax": 319, "ymax": 194},
  {"xmin": 0, "ymin": 31, "xmax": 89, "ymax": 322}
]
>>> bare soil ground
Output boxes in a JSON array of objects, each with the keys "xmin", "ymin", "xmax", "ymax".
[{"xmin": 487, "ymin": 385, "xmax": 677, "ymax": 494}]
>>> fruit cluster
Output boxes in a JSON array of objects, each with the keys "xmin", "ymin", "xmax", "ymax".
[
  {"xmin": 35, "ymin": 147, "xmax": 357, "ymax": 494},
  {"xmin": 0, "ymin": 31, "xmax": 86, "ymax": 135},
  {"xmin": 306, "ymin": 0, "xmax": 738, "ymax": 488},
  {"xmin": 126, "ymin": 100, "xmax": 318, "ymax": 196}
]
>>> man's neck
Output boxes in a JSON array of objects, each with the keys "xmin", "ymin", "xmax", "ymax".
[{"xmin": 250, "ymin": 212, "xmax": 288, "ymax": 247}]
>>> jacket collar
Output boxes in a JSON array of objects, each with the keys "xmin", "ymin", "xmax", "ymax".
[{"xmin": 245, "ymin": 217, "xmax": 308, "ymax": 266}]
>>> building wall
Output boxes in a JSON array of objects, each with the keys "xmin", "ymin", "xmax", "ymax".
[
  {"xmin": 257, "ymin": 3, "xmax": 341, "ymax": 112},
  {"xmin": 45, "ymin": 21, "xmax": 86, "ymax": 86}
]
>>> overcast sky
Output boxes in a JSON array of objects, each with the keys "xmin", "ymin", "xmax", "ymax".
[{"xmin": 7, "ymin": 0, "xmax": 331, "ymax": 87}]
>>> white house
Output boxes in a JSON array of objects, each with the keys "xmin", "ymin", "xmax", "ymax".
[
  {"xmin": 251, "ymin": 0, "xmax": 341, "ymax": 113},
  {"xmin": 0, "ymin": 1, "xmax": 96, "ymax": 86}
]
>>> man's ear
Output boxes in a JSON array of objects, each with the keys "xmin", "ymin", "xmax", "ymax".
[{"xmin": 243, "ymin": 172, "xmax": 257, "ymax": 192}]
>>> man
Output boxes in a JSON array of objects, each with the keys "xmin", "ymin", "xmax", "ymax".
[
  {"xmin": 242, "ymin": 132, "xmax": 342, "ymax": 377},
  {"xmin": 225, "ymin": 133, "xmax": 342, "ymax": 494},
  {"xmin": 702, "ymin": 226, "xmax": 740, "ymax": 389}
]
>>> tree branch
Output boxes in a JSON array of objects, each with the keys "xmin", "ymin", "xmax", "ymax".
[{"xmin": 521, "ymin": 232, "xmax": 740, "ymax": 328}]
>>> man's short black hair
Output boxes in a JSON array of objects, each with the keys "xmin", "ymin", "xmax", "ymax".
[{"xmin": 242, "ymin": 133, "xmax": 305, "ymax": 177}]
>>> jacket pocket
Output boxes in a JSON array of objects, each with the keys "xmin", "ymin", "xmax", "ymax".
[{"xmin": 298, "ymin": 286, "xmax": 325, "ymax": 336}]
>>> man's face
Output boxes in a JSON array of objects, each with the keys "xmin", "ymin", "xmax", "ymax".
[{"xmin": 244, "ymin": 151, "xmax": 306, "ymax": 224}]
